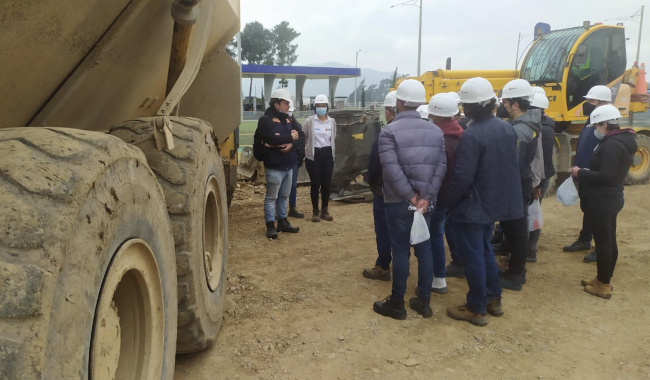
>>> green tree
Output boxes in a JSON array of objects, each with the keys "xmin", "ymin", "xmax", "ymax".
[
  {"xmin": 361, "ymin": 86, "xmax": 366, "ymax": 108},
  {"xmin": 240, "ymin": 22, "xmax": 275, "ymax": 106},
  {"xmin": 272, "ymin": 21, "xmax": 300, "ymax": 66}
]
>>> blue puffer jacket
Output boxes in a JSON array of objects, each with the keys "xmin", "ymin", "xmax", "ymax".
[
  {"xmin": 574, "ymin": 120, "xmax": 600, "ymax": 170},
  {"xmin": 445, "ymin": 115, "xmax": 524, "ymax": 224},
  {"xmin": 378, "ymin": 110, "xmax": 447, "ymax": 203}
]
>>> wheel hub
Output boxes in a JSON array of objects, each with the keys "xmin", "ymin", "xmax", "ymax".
[{"xmin": 204, "ymin": 176, "xmax": 224, "ymax": 291}]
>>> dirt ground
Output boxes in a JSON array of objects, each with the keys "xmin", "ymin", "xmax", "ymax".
[{"xmin": 175, "ymin": 182, "xmax": 650, "ymax": 380}]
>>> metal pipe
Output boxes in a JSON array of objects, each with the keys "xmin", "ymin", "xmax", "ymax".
[
  {"xmin": 636, "ymin": 5, "xmax": 644, "ymax": 64},
  {"xmin": 354, "ymin": 49, "xmax": 361, "ymax": 107},
  {"xmin": 417, "ymin": 0, "xmax": 422, "ymax": 77},
  {"xmin": 166, "ymin": 0, "xmax": 201, "ymax": 96}
]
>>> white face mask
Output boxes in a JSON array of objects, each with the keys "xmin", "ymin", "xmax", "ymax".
[
  {"xmin": 288, "ymin": 112, "xmax": 293, "ymax": 117},
  {"xmin": 594, "ymin": 128, "xmax": 605, "ymax": 140}
]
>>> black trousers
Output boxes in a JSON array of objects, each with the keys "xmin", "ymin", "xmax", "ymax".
[
  {"xmin": 586, "ymin": 196, "xmax": 624, "ymax": 284},
  {"xmin": 305, "ymin": 147, "xmax": 334, "ymax": 210},
  {"xmin": 501, "ymin": 179, "xmax": 533, "ymax": 276},
  {"xmin": 577, "ymin": 181, "xmax": 594, "ymax": 243}
]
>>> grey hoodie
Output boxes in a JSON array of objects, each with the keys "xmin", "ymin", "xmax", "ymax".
[{"xmin": 510, "ymin": 109, "xmax": 544, "ymax": 184}]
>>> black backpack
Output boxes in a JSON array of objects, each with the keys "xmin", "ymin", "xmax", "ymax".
[{"xmin": 252, "ymin": 127, "xmax": 266, "ymax": 161}]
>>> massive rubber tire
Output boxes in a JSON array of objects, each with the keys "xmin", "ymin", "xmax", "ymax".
[
  {"xmin": 544, "ymin": 144, "xmax": 560, "ymax": 198},
  {"xmin": 625, "ymin": 134, "xmax": 650, "ymax": 185},
  {"xmin": 0, "ymin": 128, "xmax": 177, "ymax": 379},
  {"xmin": 110, "ymin": 117, "xmax": 227, "ymax": 354}
]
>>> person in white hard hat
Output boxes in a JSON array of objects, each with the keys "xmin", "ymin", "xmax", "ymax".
[
  {"xmin": 372, "ymin": 79, "xmax": 446, "ymax": 320},
  {"xmin": 444, "ymin": 77, "xmax": 522, "ymax": 327},
  {"xmin": 303, "ymin": 94, "xmax": 337, "ymax": 222},
  {"xmin": 493, "ymin": 78, "xmax": 540, "ymax": 291},
  {"xmin": 570, "ymin": 104, "xmax": 637, "ymax": 299},
  {"xmin": 363, "ymin": 91, "xmax": 397, "ymax": 281},
  {"xmin": 417, "ymin": 105, "xmax": 430, "ymax": 120},
  {"xmin": 564, "ymin": 85, "xmax": 612, "ymax": 263},
  {"xmin": 287, "ymin": 100, "xmax": 307, "ymax": 219},
  {"xmin": 425, "ymin": 94, "xmax": 464, "ymax": 293},
  {"xmin": 254, "ymin": 88, "xmax": 301, "ymax": 239}
]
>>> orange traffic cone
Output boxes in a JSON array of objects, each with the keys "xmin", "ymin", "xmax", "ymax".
[{"xmin": 635, "ymin": 63, "xmax": 647, "ymax": 94}]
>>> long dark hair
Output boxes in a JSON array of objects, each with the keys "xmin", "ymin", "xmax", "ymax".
[{"xmin": 463, "ymin": 98, "xmax": 496, "ymax": 121}]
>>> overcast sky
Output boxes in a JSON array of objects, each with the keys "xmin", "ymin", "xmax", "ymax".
[{"xmin": 241, "ymin": 0, "xmax": 648, "ymax": 76}]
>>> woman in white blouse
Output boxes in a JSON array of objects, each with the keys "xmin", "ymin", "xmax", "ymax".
[{"xmin": 303, "ymin": 94, "xmax": 337, "ymax": 222}]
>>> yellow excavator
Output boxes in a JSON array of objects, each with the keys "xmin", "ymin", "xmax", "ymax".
[{"xmin": 396, "ymin": 22, "xmax": 650, "ymax": 191}]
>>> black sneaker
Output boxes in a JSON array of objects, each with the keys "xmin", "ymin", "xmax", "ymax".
[
  {"xmin": 563, "ymin": 240, "xmax": 592, "ymax": 252},
  {"xmin": 446, "ymin": 261, "xmax": 465, "ymax": 278},
  {"xmin": 526, "ymin": 250, "xmax": 537, "ymax": 263},
  {"xmin": 266, "ymin": 222, "xmax": 278, "ymax": 239},
  {"xmin": 583, "ymin": 250, "xmax": 598, "ymax": 263},
  {"xmin": 373, "ymin": 296, "xmax": 407, "ymax": 320},
  {"xmin": 409, "ymin": 297, "xmax": 433, "ymax": 318},
  {"xmin": 276, "ymin": 218, "xmax": 299, "ymax": 233},
  {"xmin": 499, "ymin": 271, "xmax": 526, "ymax": 291},
  {"xmin": 288, "ymin": 207, "xmax": 304, "ymax": 218}
]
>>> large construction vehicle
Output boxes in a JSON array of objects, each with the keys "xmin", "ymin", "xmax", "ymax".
[
  {"xmin": 0, "ymin": 0, "xmax": 241, "ymax": 378},
  {"xmin": 397, "ymin": 22, "xmax": 650, "ymax": 191}
]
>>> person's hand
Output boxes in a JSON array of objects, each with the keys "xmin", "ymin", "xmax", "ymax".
[
  {"xmin": 570, "ymin": 166, "xmax": 581, "ymax": 177},
  {"xmin": 409, "ymin": 193, "xmax": 419, "ymax": 207},
  {"xmin": 291, "ymin": 130, "xmax": 299, "ymax": 140},
  {"xmin": 416, "ymin": 198, "xmax": 429, "ymax": 212},
  {"xmin": 280, "ymin": 143, "xmax": 292, "ymax": 153},
  {"xmin": 532, "ymin": 187, "xmax": 542, "ymax": 200}
]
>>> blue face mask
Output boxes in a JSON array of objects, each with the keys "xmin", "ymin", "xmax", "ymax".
[
  {"xmin": 315, "ymin": 107, "xmax": 327, "ymax": 116},
  {"xmin": 594, "ymin": 127, "xmax": 605, "ymax": 140}
]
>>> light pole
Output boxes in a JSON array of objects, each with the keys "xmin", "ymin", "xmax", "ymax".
[
  {"xmin": 636, "ymin": 5, "xmax": 644, "ymax": 64},
  {"xmin": 391, "ymin": 0, "xmax": 422, "ymax": 77},
  {"xmin": 354, "ymin": 49, "xmax": 361, "ymax": 108}
]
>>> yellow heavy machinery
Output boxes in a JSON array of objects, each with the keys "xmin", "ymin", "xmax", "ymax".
[
  {"xmin": 0, "ymin": 0, "xmax": 240, "ymax": 378},
  {"xmin": 397, "ymin": 22, "xmax": 650, "ymax": 190}
]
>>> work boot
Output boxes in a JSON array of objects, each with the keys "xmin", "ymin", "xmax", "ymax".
[
  {"xmin": 276, "ymin": 218, "xmax": 299, "ymax": 233},
  {"xmin": 266, "ymin": 222, "xmax": 278, "ymax": 240},
  {"xmin": 492, "ymin": 242, "xmax": 510, "ymax": 256},
  {"xmin": 496, "ymin": 256, "xmax": 510, "ymax": 271},
  {"xmin": 584, "ymin": 279, "xmax": 612, "ymax": 299},
  {"xmin": 311, "ymin": 209, "xmax": 320, "ymax": 223},
  {"xmin": 582, "ymin": 277, "xmax": 613, "ymax": 290},
  {"xmin": 563, "ymin": 240, "xmax": 592, "ymax": 252},
  {"xmin": 447, "ymin": 304, "xmax": 488, "ymax": 327},
  {"xmin": 486, "ymin": 297, "xmax": 504, "ymax": 317},
  {"xmin": 362, "ymin": 265, "xmax": 391, "ymax": 281},
  {"xmin": 409, "ymin": 297, "xmax": 433, "ymax": 318},
  {"xmin": 445, "ymin": 261, "xmax": 465, "ymax": 278},
  {"xmin": 499, "ymin": 271, "xmax": 526, "ymax": 291},
  {"xmin": 526, "ymin": 250, "xmax": 537, "ymax": 263},
  {"xmin": 320, "ymin": 207, "xmax": 333, "ymax": 221},
  {"xmin": 373, "ymin": 296, "xmax": 407, "ymax": 320},
  {"xmin": 431, "ymin": 277, "xmax": 448, "ymax": 294},
  {"xmin": 583, "ymin": 250, "xmax": 598, "ymax": 263},
  {"xmin": 288, "ymin": 207, "xmax": 304, "ymax": 218}
]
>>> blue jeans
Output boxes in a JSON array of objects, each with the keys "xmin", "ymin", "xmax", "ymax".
[
  {"xmin": 450, "ymin": 221, "xmax": 502, "ymax": 314},
  {"xmin": 385, "ymin": 201, "xmax": 433, "ymax": 302},
  {"xmin": 373, "ymin": 196, "xmax": 391, "ymax": 269},
  {"xmin": 289, "ymin": 164, "xmax": 299, "ymax": 208},
  {"xmin": 264, "ymin": 168, "xmax": 292, "ymax": 222},
  {"xmin": 445, "ymin": 220, "xmax": 461, "ymax": 263},
  {"xmin": 429, "ymin": 206, "xmax": 449, "ymax": 278}
]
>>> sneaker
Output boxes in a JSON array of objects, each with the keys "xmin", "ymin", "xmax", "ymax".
[
  {"xmin": 409, "ymin": 297, "xmax": 433, "ymax": 318},
  {"xmin": 276, "ymin": 218, "xmax": 299, "ymax": 233},
  {"xmin": 311, "ymin": 210, "xmax": 320, "ymax": 223},
  {"xmin": 526, "ymin": 250, "xmax": 537, "ymax": 263},
  {"xmin": 362, "ymin": 265, "xmax": 391, "ymax": 281},
  {"xmin": 584, "ymin": 279, "xmax": 612, "ymax": 299},
  {"xmin": 486, "ymin": 297, "xmax": 504, "ymax": 317},
  {"xmin": 288, "ymin": 207, "xmax": 304, "ymax": 218},
  {"xmin": 431, "ymin": 277, "xmax": 448, "ymax": 294},
  {"xmin": 445, "ymin": 261, "xmax": 465, "ymax": 278},
  {"xmin": 492, "ymin": 242, "xmax": 511, "ymax": 256},
  {"xmin": 320, "ymin": 207, "xmax": 333, "ymax": 221},
  {"xmin": 583, "ymin": 250, "xmax": 597, "ymax": 263},
  {"xmin": 563, "ymin": 240, "xmax": 592, "ymax": 252},
  {"xmin": 447, "ymin": 304, "xmax": 488, "ymax": 327},
  {"xmin": 266, "ymin": 222, "xmax": 278, "ymax": 239},
  {"xmin": 373, "ymin": 296, "xmax": 407, "ymax": 320},
  {"xmin": 499, "ymin": 271, "xmax": 526, "ymax": 291}
]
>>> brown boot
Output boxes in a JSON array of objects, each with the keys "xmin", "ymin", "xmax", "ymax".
[
  {"xmin": 582, "ymin": 277, "xmax": 613, "ymax": 289},
  {"xmin": 486, "ymin": 297, "xmax": 504, "ymax": 317},
  {"xmin": 447, "ymin": 304, "xmax": 488, "ymax": 327},
  {"xmin": 362, "ymin": 265, "xmax": 391, "ymax": 281},
  {"xmin": 311, "ymin": 209, "xmax": 320, "ymax": 222},
  {"xmin": 320, "ymin": 207, "xmax": 333, "ymax": 221},
  {"xmin": 584, "ymin": 279, "xmax": 612, "ymax": 299}
]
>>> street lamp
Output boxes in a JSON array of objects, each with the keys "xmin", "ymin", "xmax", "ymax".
[
  {"xmin": 354, "ymin": 49, "xmax": 361, "ymax": 108},
  {"xmin": 391, "ymin": 0, "xmax": 422, "ymax": 77}
]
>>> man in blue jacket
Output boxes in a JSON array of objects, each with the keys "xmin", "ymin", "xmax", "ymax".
[
  {"xmin": 372, "ymin": 80, "xmax": 447, "ymax": 320},
  {"xmin": 445, "ymin": 78, "xmax": 523, "ymax": 327},
  {"xmin": 564, "ymin": 85, "xmax": 612, "ymax": 263}
]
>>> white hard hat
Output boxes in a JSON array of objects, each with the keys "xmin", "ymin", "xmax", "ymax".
[
  {"xmin": 590, "ymin": 104, "xmax": 621, "ymax": 124},
  {"xmin": 446, "ymin": 92, "xmax": 460, "ymax": 103},
  {"xmin": 459, "ymin": 77, "xmax": 495, "ymax": 104},
  {"xmin": 417, "ymin": 105, "xmax": 430, "ymax": 119},
  {"xmin": 532, "ymin": 86, "xmax": 546, "ymax": 96},
  {"xmin": 314, "ymin": 94, "xmax": 329, "ymax": 105},
  {"xmin": 584, "ymin": 85, "xmax": 612, "ymax": 102},
  {"xmin": 384, "ymin": 91, "xmax": 398, "ymax": 108},
  {"xmin": 395, "ymin": 79, "xmax": 426, "ymax": 106},
  {"xmin": 428, "ymin": 93, "xmax": 459, "ymax": 118},
  {"xmin": 289, "ymin": 100, "xmax": 295, "ymax": 112},
  {"xmin": 502, "ymin": 79, "xmax": 534, "ymax": 100},
  {"xmin": 271, "ymin": 88, "xmax": 292, "ymax": 102},
  {"xmin": 530, "ymin": 92, "xmax": 549, "ymax": 109}
]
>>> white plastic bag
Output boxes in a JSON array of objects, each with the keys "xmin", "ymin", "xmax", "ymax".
[
  {"xmin": 410, "ymin": 209, "xmax": 430, "ymax": 245},
  {"xmin": 528, "ymin": 199, "xmax": 543, "ymax": 231},
  {"xmin": 556, "ymin": 177, "xmax": 579, "ymax": 206}
]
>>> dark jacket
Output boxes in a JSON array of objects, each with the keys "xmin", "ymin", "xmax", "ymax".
[
  {"xmin": 436, "ymin": 118, "xmax": 464, "ymax": 205},
  {"xmin": 254, "ymin": 107, "xmax": 297, "ymax": 170},
  {"xmin": 578, "ymin": 129, "xmax": 637, "ymax": 198},
  {"xmin": 379, "ymin": 110, "xmax": 447, "ymax": 203},
  {"xmin": 510, "ymin": 110, "xmax": 541, "ymax": 182},
  {"xmin": 445, "ymin": 115, "xmax": 524, "ymax": 224},
  {"xmin": 368, "ymin": 120, "xmax": 391, "ymax": 197},
  {"xmin": 541, "ymin": 115, "xmax": 556, "ymax": 180},
  {"xmin": 291, "ymin": 116, "xmax": 306, "ymax": 167},
  {"xmin": 574, "ymin": 120, "xmax": 600, "ymax": 170}
]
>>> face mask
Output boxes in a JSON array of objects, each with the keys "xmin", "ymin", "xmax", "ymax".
[
  {"xmin": 594, "ymin": 127, "xmax": 605, "ymax": 140},
  {"xmin": 316, "ymin": 107, "xmax": 327, "ymax": 117},
  {"xmin": 583, "ymin": 102, "xmax": 596, "ymax": 117},
  {"xmin": 496, "ymin": 104, "xmax": 510, "ymax": 119},
  {"xmin": 288, "ymin": 112, "xmax": 293, "ymax": 117}
]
